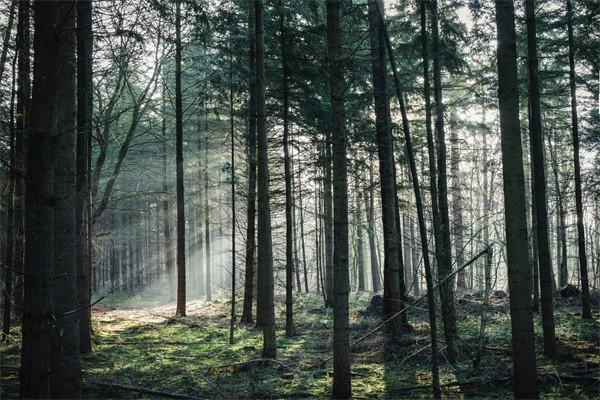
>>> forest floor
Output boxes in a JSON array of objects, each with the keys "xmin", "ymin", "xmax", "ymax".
[{"xmin": 1, "ymin": 288, "xmax": 598, "ymax": 399}]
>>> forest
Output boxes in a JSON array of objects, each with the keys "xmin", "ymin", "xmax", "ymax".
[{"xmin": 0, "ymin": 0, "xmax": 598, "ymax": 398}]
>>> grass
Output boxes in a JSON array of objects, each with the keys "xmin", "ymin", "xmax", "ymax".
[{"xmin": 1, "ymin": 287, "xmax": 598, "ymax": 399}]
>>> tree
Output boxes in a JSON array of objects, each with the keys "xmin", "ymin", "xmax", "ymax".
[
  {"xmin": 76, "ymin": 0, "xmax": 94, "ymax": 354},
  {"xmin": 241, "ymin": 0, "xmax": 257, "ymax": 324},
  {"xmin": 367, "ymin": 0, "xmax": 404, "ymax": 336},
  {"xmin": 524, "ymin": 0, "xmax": 556, "ymax": 358},
  {"xmin": 566, "ymin": 0, "xmax": 592, "ymax": 319},
  {"xmin": 430, "ymin": 0, "xmax": 458, "ymax": 363},
  {"xmin": 326, "ymin": 0, "xmax": 351, "ymax": 396},
  {"xmin": 280, "ymin": 0, "xmax": 295, "ymax": 337},
  {"xmin": 494, "ymin": 0, "xmax": 539, "ymax": 397},
  {"xmin": 174, "ymin": 0, "xmax": 187, "ymax": 317},
  {"xmin": 255, "ymin": 0, "xmax": 276, "ymax": 359}
]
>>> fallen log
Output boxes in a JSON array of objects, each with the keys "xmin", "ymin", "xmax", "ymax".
[{"xmin": 89, "ymin": 380, "xmax": 209, "ymax": 400}]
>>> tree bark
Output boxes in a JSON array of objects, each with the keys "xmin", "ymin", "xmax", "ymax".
[
  {"xmin": 367, "ymin": 0, "xmax": 404, "ymax": 336},
  {"xmin": 280, "ymin": 0, "xmax": 294, "ymax": 337},
  {"xmin": 566, "ymin": 0, "xmax": 592, "ymax": 319},
  {"xmin": 326, "ymin": 1, "xmax": 351, "ymax": 397},
  {"xmin": 241, "ymin": 0, "xmax": 257, "ymax": 324},
  {"xmin": 255, "ymin": 0, "xmax": 276, "ymax": 359},
  {"xmin": 430, "ymin": 0, "xmax": 458, "ymax": 363},
  {"xmin": 49, "ymin": 2, "xmax": 81, "ymax": 396},
  {"xmin": 494, "ymin": 1, "xmax": 540, "ymax": 397},
  {"xmin": 174, "ymin": 0, "xmax": 186, "ymax": 317},
  {"xmin": 524, "ymin": 0, "xmax": 557, "ymax": 358}
]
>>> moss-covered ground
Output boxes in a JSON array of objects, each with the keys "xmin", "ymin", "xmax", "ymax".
[{"xmin": 1, "ymin": 288, "xmax": 598, "ymax": 399}]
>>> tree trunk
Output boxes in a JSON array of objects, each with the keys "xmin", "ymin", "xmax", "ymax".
[
  {"xmin": 242, "ymin": 0, "xmax": 257, "ymax": 323},
  {"xmin": 326, "ymin": 1, "xmax": 351, "ymax": 397},
  {"xmin": 76, "ymin": 0, "xmax": 93, "ymax": 354},
  {"xmin": 367, "ymin": 0, "xmax": 404, "ymax": 336},
  {"xmin": 174, "ymin": 0, "xmax": 186, "ymax": 316},
  {"xmin": 524, "ymin": 0, "xmax": 557, "ymax": 358},
  {"xmin": 494, "ymin": 1, "xmax": 539, "ymax": 397},
  {"xmin": 324, "ymin": 131, "xmax": 334, "ymax": 307},
  {"xmin": 378, "ymin": 1, "xmax": 441, "ymax": 394},
  {"xmin": 356, "ymin": 192, "xmax": 366, "ymax": 291},
  {"xmin": 0, "ymin": 0, "xmax": 16, "ymax": 87},
  {"xmin": 2, "ymin": 86, "xmax": 15, "ymax": 340},
  {"xmin": 229, "ymin": 40, "xmax": 236, "ymax": 344},
  {"xmin": 47, "ymin": 2, "xmax": 81, "ymax": 396},
  {"xmin": 205, "ymin": 133, "xmax": 211, "ymax": 301},
  {"xmin": 430, "ymin": 0, "xmax": 458, "ymax": 363},
  {"xmin": 566, "ymin": 0, "xmax": 592, "ymax": 319},
  {"xmin": 255, "ymin": 0, "xmax": 276, "ymax": 359},
  {"xmin": 280, "ymin": 0, "xmax": 294, "ymax": 337}
]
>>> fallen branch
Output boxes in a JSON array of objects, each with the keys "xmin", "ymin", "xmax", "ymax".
[{"xmin": 89, "ymin": 380, "xmax": 208, "ymax": 400}]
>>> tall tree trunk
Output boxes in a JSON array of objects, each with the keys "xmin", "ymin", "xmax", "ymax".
[
  {"xmin": 548, "ymin": 133, "xmax": 568, "ymax": 287},
  {"xmin": 566, "ymin": 0, "xmax": 592, "ymax": 319},
  {"xmin": 174, "ymin": 0, "xmax": 186, "ymax": 316},
  {"xmin": 242, "ymin": 0, "xmax": 257, "ymax": 323},
  {"xmin": 48, "ymin": 2, "xmax": 81, "ymax": 396},
  {"xmin": 524, "ymin": 0, "xmax": 556, "ymax": 358},
  {"xmin": 431, "ymin": 0, "xmax": 458, "ymax": 363},
  {"xmin": 229, "ymin": 40, "xmax": 236, "ymax": 344},
  {"xmin": 367, "ymin": 0, "xmax": 404, "ymax": 336},
  {"xmin": 12, "ymin": 0, "xmax": 29, "ymax": 319},
  {"xmin": 255, "ymin": 0, "xmax": 276, "ymax": 359},
  {"xmin": 326, "ymin": 1, "xmax": 351, "ymax": 396},
  {"xmin": 280, "ymin": 0, "xmax": 294, "ymax": 337},
  {"xmin": 76, "ymin": 0, "xmax": 93, "ymax": 353},
  {"xmin": 494, "ymin": 1, "xmax": 539, "ymax": 397},
  {"xmin": 298, "ymin": 165, "xmax": 309, "ymax": 293},
  {"xmin": 377, "ymin": 1, "xmax": 441, "ymax": 394}
]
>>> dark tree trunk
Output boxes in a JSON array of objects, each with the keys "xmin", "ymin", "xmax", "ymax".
[
  {"xmin": 255, "ymin": 0, "xmax": 276, "ymax": 359},
  {"xmin": 174, "ymin": 0, "xmax": 186, "ymax": 316},
  {"xmin": 524, "ymin": 0, "xmax": 556, "ymax": 358},
  {"xmin": 356, "ymin": 192, "xmax": 366, "ymax": 291},
  {"xmin": 450, "ymin": 122, "xmax": 466, "ymax": 290},
  {"xmin": 205, "ymin": 133, "xmax": 211, "ymax": 301},
  {"xmin": 76, "ymin": 0, "xmax": 93, "ymax": 353},
  {"xmin": 326, "ymin": 1, "xmax": 351, "ymax": 397},
  {"xmin": 229, "ymin": 41, "xmax": 236, "ymax": 344},
  {"xmin": 48, "ymin": 2, "xmax": 81, "ymax": 396},
  {"xmin": 430, "ymin": 0, "xmax": 458, "ymax": 363},
  {"xmin": 367, "ymin": 0, "xmax": 404, "ymax": 336},
  {"xmin": 2, "ymin": 86, "xmax": 15, "ymax": 340},
  {"xmin": 0, "ymin": 0, "xmax": 16, "ymax": 86},
  {"xmin": 324, "ymin": 129, "xmax": 334, "ymax": 307},
  {"xmin": 378, "ymin": 1, "xmax": 441, "ymax": 394},
  {"xmin": 280, "ymin": 0, "xmax": 294, "ymax": 337},
  {"xmin": 494, "ymin": 1, "xmax": 540, "ymax": 397},
  {"xmin": 566, "ymin": 0, "xmax": 592, "ymax": 319},
  {"xmin": 241, "ymin": 0, "xmax": 257, "ymax": 323}
]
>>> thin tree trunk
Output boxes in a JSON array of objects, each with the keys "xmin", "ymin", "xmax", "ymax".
[
  {"xmin": 431, "ymin": 0, "xmax": 458, "ymax": 363},
  {"xmin": 242, "ymin": 0, "xmax": 257, "ymax": 323},
  {"xmin": 326, "ymin": 1, "xmax": 351, "ymax": 396},
  {"xmin": 365, "ymin": 163, "xmax": 381, "ymax": 293},
  {"xmin": 255, "ymin": 0, "xmax": 276, "ymax": 359},
  {"xmin": 229, "ymin": 39, "xmax": 236, "ymax": 344},
  {"xmin": 494, "ymin": 1, "xmax": 539, "ymax": 397},
  {"xmin": 566, "ymin": 0, "xmax": 592, "ymax": 319},
  {"xmin": 280, "ymin": 0, "xmax": 294, "ymax": 337},
  {"xmin": 378, "ymin": 1, "xmax": 441, "ymax": 394},
  {"xmin": 356, "ymin": 192, "xmax": 366, "ymax": 291},
  {"xmin": 524, "ymin": 0, "xmax": 557, "ymax": 358},
  {"xmin": 450, "ymin": 119, "xmax": 465, "ymax": 290},
  {"xmin": 205, "ymin": 133, "xmax": 211, "ymax": 301},
  {"xmin": 174, "ymin": 0, "xmax": 186, "ymax": 316},
  {"xmin": 161, "ymin": 85, "xmax": 175, "ymax": 299}
]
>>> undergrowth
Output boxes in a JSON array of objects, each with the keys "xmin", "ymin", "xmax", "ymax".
[{"xmin": 0, "ymin": 287, "xmax": 598, "ymax": 399}]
